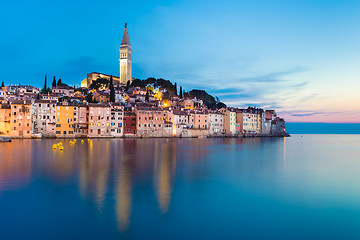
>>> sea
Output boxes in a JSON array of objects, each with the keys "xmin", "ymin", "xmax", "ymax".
[{"xmin": 1, "ymin": 134, "xmax": 360, "ymax": 239}]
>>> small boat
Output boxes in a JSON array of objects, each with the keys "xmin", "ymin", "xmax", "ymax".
[{"xmin": 0, "ymin": 137, "xmax": 11, "ymax": 142}]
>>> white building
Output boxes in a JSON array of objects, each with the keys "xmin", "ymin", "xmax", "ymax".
[
  {"xmin": 209, "ymin": 111, "xmax": 224, "ymax": 135},
  {"xmin": 111, "ymin": 107, "xmax": 124, "ymax": 137},
  {"xmin": 31, "ymin": 100, "xmax": 57, "ymax": 137}
]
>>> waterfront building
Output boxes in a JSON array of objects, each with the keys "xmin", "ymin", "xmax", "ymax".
[
  {"xmin": 271, "ymin": 117, "xmax": 286, "ymax": 135},
  {"xmin": 88, "ymin": 103, "xmax": 111, "ymax": 137},
  {"xmin": 119, "ymin": 23, "xmax": 132, "ymax": 85},
  {"xmin": 242, "ymin": 107, "xmax": 262, "ymax": 134},
  {"xmin": 73, "ymin": 103, "xmax": 88, "ymax": 137},
  {"xmin": 189, "ymin": 110, "xmax": 209, "ymax": 130},
  {"xmin": 56, "ymin": 103, "xmax": 75, "ymax": 138},
  {"xmin": 123, "ymin": 110, "xmax": 136, "ymax": 136},
  {"xmin": 209, "ymin": 111, "xmax": 224, "ymax": 135},
  {"xmin": 0, "ymin": 104, "xmax": 11, "ymax": 136},
  {"xmin": 221, "ymin": 108, "xmax": 236, "ymax": 135},
  {"xmin": 169, "ymin": 110, "xmax": 188, "ymax": 136},
  {"xmin": 10, "ymin": 100, "xmax": 32, "ymax": 138},
  {"xmin": 135, "ymin": 105, "xmax": 172, "ymax": 137},
  {"xmin": 32, "ymin": 100, "xmax": 57, "ymax": 137},
  {"xmin": 111, "ymin": 105, "xmax": 124, "ymax": 137}
]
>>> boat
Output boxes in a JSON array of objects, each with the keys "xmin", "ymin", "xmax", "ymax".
[{"xmin": 0, "ymin": 137, "xmax": 11, "ymax": 142}]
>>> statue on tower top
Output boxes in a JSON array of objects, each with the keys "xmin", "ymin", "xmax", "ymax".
[{"xmin": 125, "ymin": 23, "xmax": 127, "ymax": 28}]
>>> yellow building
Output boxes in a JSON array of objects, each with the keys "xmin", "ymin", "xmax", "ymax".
[
  {"xmin": 242, "ymin": 108, "xmax": 262, "ymax": 134},
  {"xmin": 0, "ymin": 104, "xmax": 11, "ymax": 136},
  {"xmin": 56, "ymin": 104, "xmax": 74, "ymax": 138}
]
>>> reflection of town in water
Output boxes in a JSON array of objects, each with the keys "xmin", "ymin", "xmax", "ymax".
[{"xmin": 0, "ymin": 137, "xmax": 284, "ymax": 231}]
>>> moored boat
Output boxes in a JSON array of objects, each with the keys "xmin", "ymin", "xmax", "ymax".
[{"xmin": 0, "ymin": 137, "xmax": 11, "ymax": 142}]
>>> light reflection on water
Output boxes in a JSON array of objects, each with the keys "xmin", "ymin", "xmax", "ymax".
[{"xmin": 0, "ymin": 135, "xmax": 360, "ymax": 239}]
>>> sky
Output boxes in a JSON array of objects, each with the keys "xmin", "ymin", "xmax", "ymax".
[{"xmin": 1, "ymin": 0, "xmax": 360, "ymax": 123}]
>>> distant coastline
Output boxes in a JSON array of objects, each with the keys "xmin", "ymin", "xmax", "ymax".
[{"xmin": 286, "ymin": 122, "xmax": 360, "ymax": 134}]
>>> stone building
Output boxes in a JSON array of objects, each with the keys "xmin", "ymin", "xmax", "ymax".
[
  {"xmin": 73, "ymin": 103, "xmax": 88, "ymax": 137},
  {"xmin": 88, "ymin": 103, "xmax": 111, "ymax": 137},
  {"xmin": 32, "ymin": 99, "xmax": 57, "ymax": 137},
  {"xmin": 52, "ymin": 85, "xmax": 74, "ymax": 97},
  {"xmin": 135, "ymin": 106, "xmax": 171, "ymax": 137},
  {"xmin": 209, "ymin": 111, "xmax": 224, "ymax": 135},
  {"xmin": 10, "ymin": 100, "xmax": 32, "ymax": 138}
]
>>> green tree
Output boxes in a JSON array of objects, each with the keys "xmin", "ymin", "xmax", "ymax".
[
  {"xmin": 41, "ymin": 75, "xmax": 47, "ymax": 94},
  {"xmin": 109, "ymin": 75, "xmax": 115, "ymax": 102},
  {"xmin": 57, "ymin": 78, "xmax": 62, "ymax": 86},
  {"xmin": 52, "ymin": 76, "xmax": 56, "ymax": 88},
  {"xmin": 89, "ymin": 78, "xmax": 109, "ymax": 90},
  {"xmin": 179, "ymin": 86, "xmax": 183, "ymax": 99},
  {"xmin": 126, "ymin": 80, "xmax": 130, "ymax": 91},
  {"xmin": 86, "ymin": 92, "xmax": 94, "ymax": 103},
  {"xmin": 174, "ymin": 82, "xmax": 177, "ymax": 96}
]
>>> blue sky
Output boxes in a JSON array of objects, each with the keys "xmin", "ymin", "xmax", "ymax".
[{"xmin": 1, "ymin": 0, "xmax": 360, "ymax": 122}]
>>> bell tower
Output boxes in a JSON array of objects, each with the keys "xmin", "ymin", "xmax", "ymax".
[{"xmin": 119, "ymin": 23, "xmax": 132, "ymax": 85}]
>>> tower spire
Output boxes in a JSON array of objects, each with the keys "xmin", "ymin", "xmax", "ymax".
[
  {"xmin": 121, "ymin": 23, "xmax": 131, "ymax": 46},
  {"xmin": 119, "ymin": 23, "xmax": 132, "ymax": 85}
]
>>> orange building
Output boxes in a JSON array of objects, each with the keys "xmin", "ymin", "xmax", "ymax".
[
  {"xmin": 10, "ymin": 100, "xmax": 32, "ymax": 138},
  {"xmin": 56, "ymin": 103, "xmax": 74, "ymax": 138},
  {"xmin": 0, "ymin": 104, "xmax": 11, "ymax": 136}
]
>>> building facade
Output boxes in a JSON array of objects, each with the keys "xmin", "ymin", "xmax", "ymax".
[
  {"xmin": 88, "ymin": 104, "xmax": 111, "ymax": 137},
  {"xmin": 10, "ymin": 100, "xmax": 32, "ymax": 138},
  {"xmin": 32, "ymin": 100, "xmax": 57, "ymax": 137},
  {"xmin": 56, "ymin": 104, "xmax": 75, "ymax": 138}
]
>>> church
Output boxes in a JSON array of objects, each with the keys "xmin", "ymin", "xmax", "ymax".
[{"xmin": 81, "ymin": 23, "xmax": 133, "ymax": 88}]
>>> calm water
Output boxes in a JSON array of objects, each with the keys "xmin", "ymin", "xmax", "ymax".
[{"xmin": 1, "ymin": 135, "xmax": 360, "ymax": 239}]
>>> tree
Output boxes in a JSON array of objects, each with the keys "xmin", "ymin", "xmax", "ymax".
[
  {"xmin": 1, "ymin": 81, "xmax": 4, "ymax": 88},
  {"xmin": 174, "ymin": 82, "xmax": 177, "ymax": 96},
  {"xmin": 179, "ymin": 86, "xmax": 183, "ymax": 99},
  {"xmin": 145, "ymin": 90, "xmax": 149, "ymax": 102},
  {"xmin": 57, "ymin": 78, "xmax": 62, "ymax": 86},
  {"xmin": 86, "ymin": 92, "xmax": 95, "ymax": 103},
  {"xmin": 41, "ymin": 75, "xmax": 47, "ymax": 93},
  {"xmin": 37, "ymin": 93, "xmax": 40, "ymax": 99},
  {"xmin": 126, "ymin": 80, "xmax": 130, "ymax": 91},
  {"xmin": 109, "ymin": 75, "xmax": 115, "ymax": 102},
  {"xmin": 89, "ymin": 78, "xmax": 108, "ymax": 90},
  {"xmin": 52, "ymin": 76, "xmax": 56, "ymax": 88}
]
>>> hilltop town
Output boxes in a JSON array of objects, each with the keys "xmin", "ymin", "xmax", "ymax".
[{"xmin": 0, "ymin": 24, "xmax": 286, "ymax": 139}]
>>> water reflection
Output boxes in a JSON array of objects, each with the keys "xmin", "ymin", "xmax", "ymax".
[
  {"xmin": 0, "ymin": 140, "xmax": 32, "ymax": 193},
  {"xmin": 0, "ymin": 137, "xmax": 288, "ymax": 234},
  {"xmin": 154, "ymin": 140, "xmax": 177, "ymax": 213}
]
